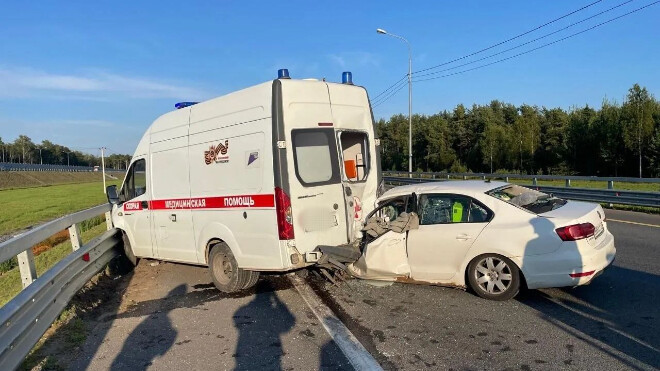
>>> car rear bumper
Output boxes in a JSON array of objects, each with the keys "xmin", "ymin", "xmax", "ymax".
[{"xmin": 522, "ymin": 231, "xmax": 616, "ymax": 290}]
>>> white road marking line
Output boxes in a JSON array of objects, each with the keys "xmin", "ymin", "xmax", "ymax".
[
  {"xmin": 608, "ymin": 219, "xmax": 660, "ymax": 228},
  {"xmin": 289, "ymin": 274, "xmax": 383, "ymax": 371}
]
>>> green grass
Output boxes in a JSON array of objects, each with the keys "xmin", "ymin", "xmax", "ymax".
[
  {"xmin": 0, "ymin": 222, "xmax": 108, "ymax": 306},
  {"xmin": 0, "ymin": 171, "xmax": 120, "ymax": 190},
  {"xmin": 0, "ymin": 180, "xmax": 120, "ymax": 236}
]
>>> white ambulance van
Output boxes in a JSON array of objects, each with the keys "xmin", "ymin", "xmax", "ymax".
[{"xmin": 106, "ymin": 70, "xmax": 382, "ymax": 292}]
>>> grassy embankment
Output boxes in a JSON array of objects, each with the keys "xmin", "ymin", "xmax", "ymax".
[
  {"xmin": 0, "ymin": 177, "xmax": 120, "ymax": 236},
  {"xmin": 0, "ymin": 171, "xmax": 121, "ymax": 191},
  {"xmin": 0, "ymin": 173, "xmax": 122, "ymax": 305}
]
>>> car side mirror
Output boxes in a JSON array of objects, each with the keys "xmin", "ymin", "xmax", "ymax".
[{"xmin": 106, "ymin": 185, "xmax": 119, "ymax": 205}]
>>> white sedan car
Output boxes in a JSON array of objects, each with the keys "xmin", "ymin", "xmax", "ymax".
[{"xmin": 339, "ymin": 180, "xmax": 616, "ymax": 301}]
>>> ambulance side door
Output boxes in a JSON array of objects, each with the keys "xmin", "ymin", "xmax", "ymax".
[{"xmin": 120, "ymin": 158, "xmax": 154, "ymax": 258}]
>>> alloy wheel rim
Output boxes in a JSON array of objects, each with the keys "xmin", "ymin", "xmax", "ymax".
[{"xmin": 474, "ymin": 257, "xmax": 513, "ymax": 294}]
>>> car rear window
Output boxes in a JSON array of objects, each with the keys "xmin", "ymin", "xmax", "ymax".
[{"xmin": 488, "ymin": 184, "xmax": 566, "ymax": 213}]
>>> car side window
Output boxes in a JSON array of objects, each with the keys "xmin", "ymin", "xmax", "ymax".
[
  {"xmin": 419, "ymin": 194, "xmax": 491, "ymax": 225},
  {"xmin": 121, "ymin": 159, "xmax": 146, "ymax": 201}
]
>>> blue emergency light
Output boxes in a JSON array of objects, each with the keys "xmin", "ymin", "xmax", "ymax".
[
  {"xmin": 278, "ymin": 69, "xmax": 290, "ymax": 79},
  {"xmin": 342, "ymin": 71, "xmax": 353, "ymax": 85},
  {"xmin": 175, "ymin": 102, "xmax": 199, "ymax": 109}
]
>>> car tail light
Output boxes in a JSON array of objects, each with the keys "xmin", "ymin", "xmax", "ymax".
[
  {"xmin": 556, "ymin": 223, "xmax": 595, "ymax": 241},
  {"xmin": 275, "ymin": 187, "xmax": 294, "ymax": 240},
  {"xmin": 569, "ymin": 270, "xmax": 595, "ymax": 278}
]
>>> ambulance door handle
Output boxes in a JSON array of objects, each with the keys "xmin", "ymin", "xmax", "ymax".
[
  {"xmin": 170, "ymin": 214, "xmax": 177, "ymax": 222},
  {"xmin": 141, "ymin": 201, "xmax": 149, "ymax": 209}
]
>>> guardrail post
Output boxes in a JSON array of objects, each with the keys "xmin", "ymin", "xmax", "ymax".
[
  {"xmin": 446, "ymin": 174, "xmax": 450, "ymax": 180},
  {"xmin": 565, "ymin": 179, "xmax": 571, "ymax": 187},
  {"xmin": 105, "ymin": 211, "xmax": 113, "ymax": 230},
  {"xmin": 608, "ymin": 180, "xmax": 614, "ymax": 190},
  {"xmin": 68, "ymin": 223, "xmax": 83, "ymax": 251},
  {"xmin": 432, "ymin": 174, "xmax": 436, "ymax": 180},
  {"xmin": 17, "ymin": 250, "xmax": 37, "ymax": 289},
  {"xmin": 463, "ymin": 175, "xmax": 467, "ymax": 180},
  {"xmin": 505, "ymin": 176, "xmax": 509, "ymax": 183},
  {"xmin": 482, "ymin": 175, "xmax": 486, "ymax": 180},
  {"xmin": 533, "ymin": 177, "xmax": 538, "ymax": 186}
]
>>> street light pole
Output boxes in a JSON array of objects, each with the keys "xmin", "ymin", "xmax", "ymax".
[
  {"xmin": 377, "ymin": 28, "xmax": 413, "ymax": 177},
  {"xmin": 100, "ymin": 147, "xmax": 107, "ymax": 193}
]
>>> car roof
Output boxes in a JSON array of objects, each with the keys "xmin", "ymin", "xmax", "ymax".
[{"xmin": 379, "ymin": 180, "xmax": 509, "ymax": 200}]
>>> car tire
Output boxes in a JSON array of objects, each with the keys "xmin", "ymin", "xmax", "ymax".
[
  {"xmin": 121, "ymin": 232, "xmax": 139, "ymax": 267},
  {"xmin": 467, "ymin": 254, "xmax": 520, "ymax": 301},
  {"xmin": 209, "ymin": 242, "xmax": 249, "ymax": 293},
  {"xmin": 242, "ymin": 270, "xmax": 260, "ymax": 290}
]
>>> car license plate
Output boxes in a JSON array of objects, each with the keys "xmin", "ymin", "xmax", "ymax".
[{"xmin": 594, "ymin": 223, "xmax": 604, "ymax": 239}]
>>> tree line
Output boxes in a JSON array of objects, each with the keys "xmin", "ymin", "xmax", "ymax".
[
  {"xmin": 376, "ymin": 84, "xmax": 659, "ymax": 178},
  {"xmin": 0, "ymin": 135, "xmax": 132, "ymax": 170}
]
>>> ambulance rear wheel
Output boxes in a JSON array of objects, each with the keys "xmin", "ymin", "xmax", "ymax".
[
  {"xmin": 209, "ymin": 242, "xmax": 249, "ymax": 293},
  {"xmin": 242, "ymin": 270, "xmax": 260, "ymax": 290}
]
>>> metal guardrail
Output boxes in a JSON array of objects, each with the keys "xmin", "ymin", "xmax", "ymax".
[
  {"xmin": 385, "ymin": 171, "xmax": 660, "ymax": 187},
  {"xmin": 384, "ymin": 176, "xmax": 660, "ymax": 208},
  {"xmin": 0, "ymin": 204, "xmax": 121, "ymax": 370},
  {"xmin": 0, "ymin": 163, "xmax": 123, "ymax": 172}
]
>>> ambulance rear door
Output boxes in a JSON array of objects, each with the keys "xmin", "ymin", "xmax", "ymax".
[{"xmin": 281, "ymin": 80, "xmax": 350, "ymax": 253}]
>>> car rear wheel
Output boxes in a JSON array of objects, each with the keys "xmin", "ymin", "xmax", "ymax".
[
  {"xmin": 209, "ymin": 242, "xmax": 249, "ymax": 293},
  {"xmin": 467, "ymin": 254, "xmax": 520, "ymax": 301}
]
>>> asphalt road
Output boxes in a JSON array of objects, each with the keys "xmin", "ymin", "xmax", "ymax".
[{"xmin": 34, "ymin": 208, "xmax": 658, "ymax": 370}]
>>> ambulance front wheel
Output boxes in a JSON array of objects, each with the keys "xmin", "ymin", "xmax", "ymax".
[
  {"xmin": 209, "ymin": 242, "xmax": 250, "ymax": 293},
  {"xmin": 121, "ymin": 232, "xmax": 139, "ymax": 267}
]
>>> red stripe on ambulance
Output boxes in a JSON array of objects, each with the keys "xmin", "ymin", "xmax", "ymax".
[
  {"xmin": 149, "ymin": 194, "xmax": 275, "ymax": 210},
  {"xmin": 123, "ymin": 201, "xmax": 143, "ymax": 211}
]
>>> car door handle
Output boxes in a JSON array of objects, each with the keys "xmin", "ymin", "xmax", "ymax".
[
  {"xmin": 456, "ymin": 234, "xmax": 471, "ymax": 241},
  {"xmin": 141, "ymin": 201, "xmax": 149, "ymax": 209}
]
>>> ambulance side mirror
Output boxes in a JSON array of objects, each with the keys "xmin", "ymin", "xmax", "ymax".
[{"xmin": 106, "ymin": 185, "xmax": 119, "ymax": 205}]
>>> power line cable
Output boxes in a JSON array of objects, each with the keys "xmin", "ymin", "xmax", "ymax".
[
  {"xmin": 412, "ymin": 1, "xmax": 659, "ymax": 83},
  {"xmin": 370, "ymin": 78, "xmax": 408, "ymax": 106},
  {"xmin": 369, "ymin": 74, "xmax": 408, "ymax": 101},
  {"xmin": 372, "ymin": 82, "xmax": 408, "ymax": 108},
  {"xmin": 415, "ymin": 0, "xmax": 605, "ymax": 74},
  {"xmin": 370, "ymin": 79, "xmax": 408, "ymax": 107},
  {"xmin": 413, "ymin": 0, "xmax": 635, "ymax": 79}
]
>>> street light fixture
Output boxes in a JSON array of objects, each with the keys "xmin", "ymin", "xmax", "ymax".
[{"xmin": 377, "ymin": 28, "xmax": 413, "ymax": 176}]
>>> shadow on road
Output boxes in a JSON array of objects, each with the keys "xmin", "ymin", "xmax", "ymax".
[
  {"xmin": 232, "ymin": 279, "xmax": 295, "ymax": 370},
  {"xmin": 109, "ymin": 284, "xmax": 185, "ymax": 370},
  {"xmin": 518, "ymin": 266, "xmax": 660, "ymax": 369}
]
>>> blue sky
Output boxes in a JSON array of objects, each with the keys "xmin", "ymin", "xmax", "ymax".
[{"xmin": 1, "ymin": 0, "xmax": 658, "ymax": 155}]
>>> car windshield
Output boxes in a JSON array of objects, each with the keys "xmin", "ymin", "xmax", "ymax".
[{"xmin": 487, "ymin": 184, "xmax": 566, "ymax": 213}]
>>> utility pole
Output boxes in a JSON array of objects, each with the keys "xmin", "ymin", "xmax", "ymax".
[
  {"xmin": 67, "ymin": 152, "xmax": 70, "ymax": 166},
  {"xmin": 519, "ymin": 138, "xmax": 523, "ymax": 175},
  {"xmin": 100, "ymin": 147, "xmax": 107, "ymax": 193},
  {"xmin": 638, "ymin": 102, "xmax": 643, "ymax": 178},
  {"xmin": 39, "ymin": 147, "xmax": 43, "ymax": 165},
  {"xmin": 490, "ymin": 141, "xmax": 493, "ymax": 174}
]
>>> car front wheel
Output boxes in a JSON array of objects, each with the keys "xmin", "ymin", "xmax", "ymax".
[{"xmin": 467, "ymin": 254, "xmax": 520, "ymax": 301}]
